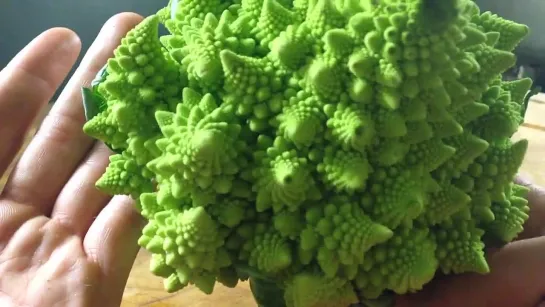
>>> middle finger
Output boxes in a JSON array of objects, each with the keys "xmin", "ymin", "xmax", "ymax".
[{"xmin": 2, "ymin": 13, "xmax": 143, "ymax": 215}]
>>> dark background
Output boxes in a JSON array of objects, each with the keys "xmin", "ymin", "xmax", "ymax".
[
  {"xmin": 0, "ymin": 0, "xmax": 165, "ymax": 100},
  {"xmin": 1, "ymin": 0, "xmax": 543, "ymax": 99}
]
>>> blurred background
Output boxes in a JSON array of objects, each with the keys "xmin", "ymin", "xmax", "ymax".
[{"xmin": 0, "ymin": 0, "xmax": 543, "ymax": 99}]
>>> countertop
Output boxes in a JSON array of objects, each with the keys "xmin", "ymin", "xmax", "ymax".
[{"xmin": 121, "ymin": 250, "xmax": 255, "ymax": 307}]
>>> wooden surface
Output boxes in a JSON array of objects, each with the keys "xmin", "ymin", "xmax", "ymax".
[
  {"xmin": 121, "ymin": 250, "xmax": 254, "ymax": 307},
  {"xmin": 1, "ymin": 100, "xmax": 544, "ymax": 307}
]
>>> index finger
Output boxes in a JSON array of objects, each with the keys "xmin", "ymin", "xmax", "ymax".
[{"xmin": 0, "ymin": 28, "xmax": 81, "ymax": 177}]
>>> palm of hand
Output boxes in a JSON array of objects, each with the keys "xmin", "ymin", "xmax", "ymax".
[
  {"xmin": 0, "ymin": 13, "xmax": 145, "ymax": 307},
  {"xmin": 0, "ymin": 208, "xmax": 98, "ymax": 306}
]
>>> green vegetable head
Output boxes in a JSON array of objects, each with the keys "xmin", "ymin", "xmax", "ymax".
[{"xmin": 82, "ymin": 0, "xmax": 533, "ymax": 306}]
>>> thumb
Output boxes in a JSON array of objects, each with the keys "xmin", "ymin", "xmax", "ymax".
[
  {"xmin": 515, "ymin": 174, "xmax": 545, "ymax": 240},
  {"xmin": 395, "ymin": 236, "xmax": 545, "ymax": 307}
]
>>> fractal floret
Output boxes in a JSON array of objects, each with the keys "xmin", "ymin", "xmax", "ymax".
[{"xmin": 82, "ymin": 0, "xmax": 533, "ymax": 306}]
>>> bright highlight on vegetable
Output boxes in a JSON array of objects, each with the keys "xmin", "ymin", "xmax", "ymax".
[{"xmin": 81, "ymin": 0, "xmax": 533, "ymax": 306}]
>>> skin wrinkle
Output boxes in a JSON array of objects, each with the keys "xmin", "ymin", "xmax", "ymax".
[
  {"xmin": 39, "ymin": 238, "xmax": 78, "ymax": 279},
  {"xmin": 88, "ymin": 197, "xmax": 134, "ymax": 269},
  {"xmin": 77, "ymin": 144, "xmax": 110, "ymax": 171},
  {"xmin": 50, "ymin": 211, "xmax": 83, "ymax": 237},
  {"xmin": 1, "ymin": 216, "xmax": 48, "ymax": 259},
  {"xmin": 0, "ymin": 73, "xmax": 49, "ymax": 174},
  {"xmin": 51, "ymin": 141, "xmax": 112, "ymax": 236},
  {"xmin": 2, "ymin": 31, "xmax": 81, "ymax": 92},
  {"xmin": 83, "ymin": 194, "xmax": 143, "ymax": 289},
  {"xmin": 0, "ymin": 204, "xmax": 25, "ymax": 248},
  {"xmin": 38, "ymin": 110, "xmax": 89, "ymax": 150},
  {"xmin": 0, "ymin": 29, "xmax": 82, "ymax": 177},
  {"xmin": 2, "ymin": 112, "xmax": 96, "ymax": 211},
  {"xmin": 0, "ymin": 203, "xmax": 41, "ymax": 252},
  {"xmin": 32, "ymin": 220, "xmax": 71, "ymax": 263},
  {"xmin": 84, "ymin": 245, "xmax": 100, "ymax": 268},
  {"xmin": 23, "ymin": 232, "xmax": 100, "ymax": 307},
  {"xmin": 1, "ymin": 150, "xmax": 49, "ymax": 207},
  {"xmin": 89, "ymin": 225, "xmax": 111, "ymax": 270},
  {"xmin": 3, "ymin": 62, "xmax": 61, "ymax": 98},
  {"xmin": 0, "ymin": 255, "xmax": 33, "ymax": 275},
  {"xmin": 0, "ymin": 40, "xmax": 73, "ymax": 120},
  {"xmin": 0, "ymin": 255, "xmax": 35, "ymax": 305}
]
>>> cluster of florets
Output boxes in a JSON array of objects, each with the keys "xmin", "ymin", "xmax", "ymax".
[{"xmin": 82, "ymin": 0, "xmax": 532, "ymax": 306}]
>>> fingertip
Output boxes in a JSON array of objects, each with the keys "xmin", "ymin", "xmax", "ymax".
[
  {"xmin": 76, "ymin": 12, "xmax": 145, "ymax": 76},
  {"xmin": 41, "ymin": 27, "xmax": 82, "ymax": 49},
  {"xmin": 52, "ymin": 27, "xmax": 82, "ymax": 53},
  {"xmin": 112, "ymin": 194, "xmax": 145, "ymax": 228},
  {"xmin": 100, "ymin": 12, "xmax": 145, "ymax": 35},
  {"xmin": 5, "ymin": 27, "xmax": 82, "ymax": 73},
  {"xmin": 109, "ymin": 12, "xmax": 145, "ymax": 24},
  {"xmin": 83, "ymin": 193, "xmax": 144, "ymax": 279}
]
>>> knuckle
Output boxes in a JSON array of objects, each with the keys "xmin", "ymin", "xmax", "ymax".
[
  {"xmin": 38, "ymin": 111, "xmax": 84, "ymax": 146},
  {"xmin": 2, "ymin": 178, "xmax": 48, "ymax": 209}
]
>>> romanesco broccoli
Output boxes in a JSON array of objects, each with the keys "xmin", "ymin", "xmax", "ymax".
[{"xmin": 82, "ymin": 0, "xmax": 533, "ymax": 306}]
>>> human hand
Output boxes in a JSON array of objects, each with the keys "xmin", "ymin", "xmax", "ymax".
[
  {"xmin": 395, "ymin": 175, "xmax": 545, "ymax": 307},
  {"xmin": 0, "ymin": 13, "xmax": 145, "ymax": 307}
]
